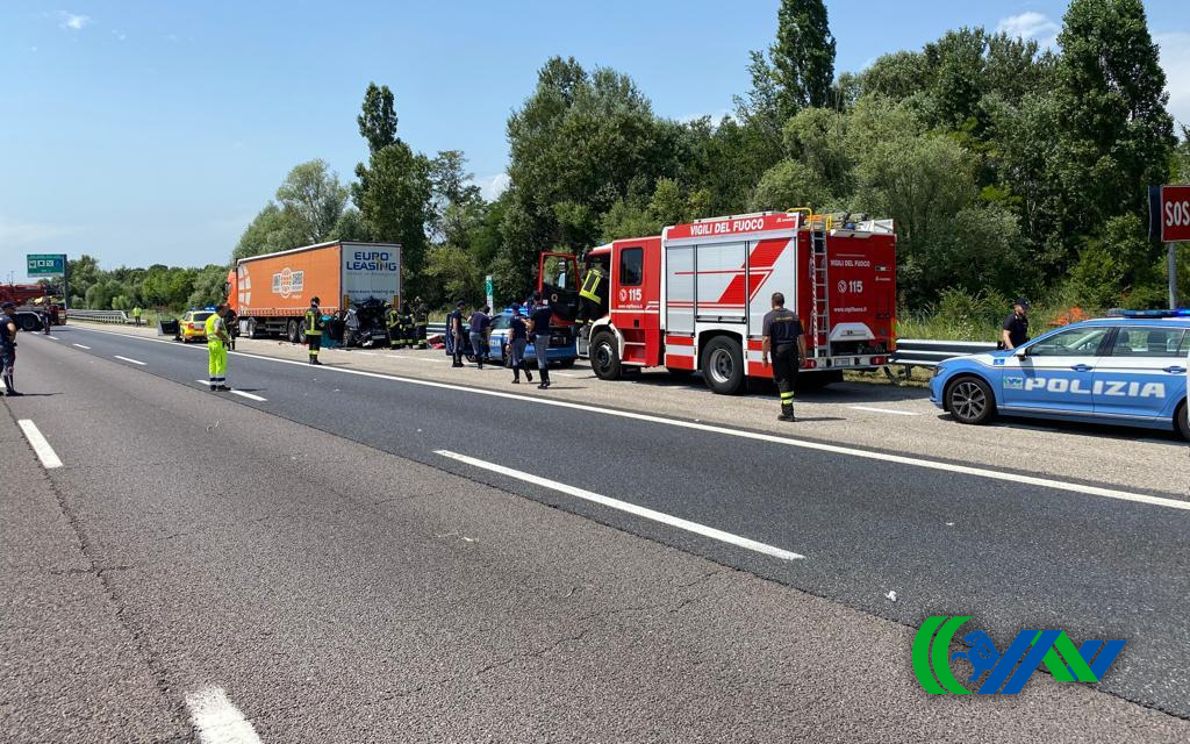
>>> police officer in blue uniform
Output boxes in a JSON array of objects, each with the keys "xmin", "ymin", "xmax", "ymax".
[{"xmin": 761, "ymin": 292, "xmax": 806, "ymax": 422}]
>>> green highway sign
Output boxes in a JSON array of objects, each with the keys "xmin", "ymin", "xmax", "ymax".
[{"xmin": 27, "ymin": 253, "xmax": 66, "ymax": 276}]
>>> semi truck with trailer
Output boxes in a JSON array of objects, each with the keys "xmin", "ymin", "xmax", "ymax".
[
  {"xmin": 547, "ymin": 210, "xmax": 897, "ymax": 394},
  {"xmin": 226, "ymin": 241, "xmax": 401, "ymax": 344}
]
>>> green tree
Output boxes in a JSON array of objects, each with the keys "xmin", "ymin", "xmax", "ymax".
[
  {"xmin": 1049, "ymin": 0, "xmax": 1174, "ymax": 250},
  {"xmin": 771, "ymin": 0, "xmax": 836, "ymax": 111},
  {"xmin": 498, "ymin": 57, "xmax": 678, "ymax": 298},
  {"xmin": 357, "ymin": 82, "xmax": 398, "ymax": 155},
  {"xmin": 232, "ymin": 203, "xmax": 309, "ymax": 261},
  {"xmin": 354, "ymin": 143, "xmax": 432, "ymax": 292},
  {"xmin": 275, "ymin": 159, "xmax": 349, "ymax": 243}
]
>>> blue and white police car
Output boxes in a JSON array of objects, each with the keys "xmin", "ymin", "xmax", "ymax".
[
  {"xmin": 930, "ymin": 311, "xmax": 1190, "ymax": 440},
  {"xmin": 487, "ymin": 308, "xmax": 579, "ymax": 368}
]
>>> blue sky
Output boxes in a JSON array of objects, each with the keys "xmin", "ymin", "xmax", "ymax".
[{"xmin": 1, "ymin": 1, "xmax": 1186, "ymax": 282}]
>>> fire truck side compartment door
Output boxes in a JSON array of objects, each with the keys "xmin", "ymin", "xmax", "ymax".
[
  {"xmin": 666, "ymin": 245, "xmax": 694, "ymax": 334},
  {"xmin": 695, "ymin": 241, "xmax": 746, "ymax": 322},
  {"xmin": 747, "ymin": 236, "xmax": 798, "ymax": 339}
]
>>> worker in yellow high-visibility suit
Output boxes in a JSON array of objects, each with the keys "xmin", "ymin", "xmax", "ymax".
[{"xmin": 204, "ymin": 305, "xmax": 231, "ymax": 391}]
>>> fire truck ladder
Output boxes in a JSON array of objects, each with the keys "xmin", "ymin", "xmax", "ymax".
[{"xmin": 809, "ymin": 218, "xmax": 830, "ymax": 357}]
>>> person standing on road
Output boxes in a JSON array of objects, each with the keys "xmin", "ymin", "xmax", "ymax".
[
  {"xmin": 1001, "ymin": 298, "xmax": 1030, "ymax": 350},
  {"xmin": 204, "ymin": 304, "xmax": 232, "ymax": 391},
  {"xmin": 447, "ymin": 301, "xmax": 467, "ymax": 367},
  {"xmin": 0, "ymin": 301, "xmax": 20, "ymax": 397},
  {"xmin": 386, "ymin": 302, "xmax": 402, "ymax": 350},
  {"xmin": 761, "ymin": 292, "xmax": 806, "ymax": 422},
  {"xmin": 469, "ymin": 305, "xmax": 492, "ymax": 369},
  {"xmin": 400, "ymin": 301, "xmax": 416, "ymax": 350},
  {"xmin": 224, "ymin": 307, "xmax": 239, "ymax": 351},
  {"xmin": 527, "ymin": 293, "xmax": 553, "ymax": 390},
  {"xmin": 507, "ymin": 307, "xmax": 533, "ymax": 384},
  {"xmin": 305, "ymin": 297, "xmax": 324, "ymax": 365},
  {"xmin": 413, "ymin": 297, "xmax": 429, "ymax": 349}
]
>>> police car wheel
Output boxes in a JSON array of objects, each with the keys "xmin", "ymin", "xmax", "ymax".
[
  {"xmin": 1176, "ymin": 401, "xmax": 1190, "ymax": 442},
  {"xmin": 946, "ymin": 376, "xmax": 994, "ymax": 425}
]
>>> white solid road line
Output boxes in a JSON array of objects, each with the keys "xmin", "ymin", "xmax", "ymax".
[
  {"xmin": 72, "ymin": 343, "xmax": 91, "ymax": 350},
  {"xmin": 436, "ymin": 450, "xmax": 806, "ymax": 561},
  {"xmin": 192, "ymin": 381, "xmax": 267, "ymax": 402},
  {"xmin": 113, "ymin": 355, "xmax": 146, "ymax": 366},
  {"xmin": 45, "ymin": 335, "xmax": 60, "ymax": 340},
  {"xmin": 17, "ymin": 419, "xmax": 64, "ymax": 469},
  {"xmin": 185, "ymin": 687, "xmax": 262, "ymax": 744},
  {"xmin": 70, "ymin": 325, "xmax": 1190, "ymax": 512},
  {"xmin": 848, "ymin": 405, "xmax": 921, "ymax": 416}
]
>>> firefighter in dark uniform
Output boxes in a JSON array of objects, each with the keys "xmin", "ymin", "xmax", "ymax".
[
  {"xmin": 400, "ymin": 301, "xmax": 415, "ymax": 349},
  {"xmin": 761, "ymin": 292, "xmax": 806, "ymax": 422},
  {"xmin": 386, "ymin": 302, "xmax": 402, "ymax": 350},
  {"xmin": 305, "ymin": 297, "xmax": 324, "ymax": 365},
  {"xmin": 413, "ymin": 297, "xmax": 429, "ymax": 349}
]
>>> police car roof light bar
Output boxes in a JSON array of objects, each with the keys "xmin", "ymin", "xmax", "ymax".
[{"xmin": 1108, "ymin": 308, "xmax": 1190, "ymax": 318}]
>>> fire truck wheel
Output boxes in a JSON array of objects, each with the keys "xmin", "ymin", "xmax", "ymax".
[
  {"xmin": 701, "ymin": 336, "xmax": 745, "ymax": 395},
  {"xmin": 590, "ymin": 331, "xmax": 622, "ymax": 380},
  {"xmin": 287, "ymin": 319, "xmax": 301, "ymax": 344},
  {"xmin": 19, "ymin": 315, "xmax": 40, "ymax": 332},
  {"xmin": 945, "ymin": 375, "xmax": 995, "ymax": 425}
]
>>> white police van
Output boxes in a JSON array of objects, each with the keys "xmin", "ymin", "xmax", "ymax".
[{"xmin": 930, "ymin": 311, "xmax": 1190, "ymax": 440}]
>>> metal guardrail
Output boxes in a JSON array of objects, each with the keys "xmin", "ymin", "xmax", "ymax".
[
  {"xmin": 891, "ymin": 339, "xmax": 997, "ymax": 368},
  {"xmin": 68, "ymin": 309, "xmax": 130, "ymax": 324}
]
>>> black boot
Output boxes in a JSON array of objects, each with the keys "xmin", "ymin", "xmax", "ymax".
[
  {"xmin": 537, "ymin": 368, "xmax": 550, "ymax": 389},
  {"xmin": 778, "ymin": 405, "xmax": 796, "ymax": 422}
]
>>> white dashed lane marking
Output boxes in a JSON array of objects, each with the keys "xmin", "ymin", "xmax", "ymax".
[
  {"xmin": 17, "ymin": 419, "xmax": 64, "ymax": 469},
  {"xmin": 113, "ymin": 355, "xmax": 146, "ymax": 366},
  {"xmin": 436, "ymin": 449, "xmax": 806, "ymax": 561},
  {"xmin": 185, "ymin": 687, "xmax": 262, "ymax": 744},
  {"xmin": 848, "ymin": 405, "xmax": 921, "ymax": 416},
  {"xmin": 192, "ymin": 381, "xmax": 267, "ymax": 402}
]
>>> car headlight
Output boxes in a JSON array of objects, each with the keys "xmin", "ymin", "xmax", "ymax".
[{"xmin": 931, "ymin": 364, "xmax": 946, "ymax": 379}]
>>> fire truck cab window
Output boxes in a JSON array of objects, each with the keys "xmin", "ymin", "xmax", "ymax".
[{"xmin": 619, "ymin": 247, "xmax": 643, "ymax": 286}]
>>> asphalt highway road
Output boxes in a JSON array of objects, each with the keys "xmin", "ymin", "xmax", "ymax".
[{"xmin": 4, "ymin": 325, "xmax": 1190, "ymax": 742}]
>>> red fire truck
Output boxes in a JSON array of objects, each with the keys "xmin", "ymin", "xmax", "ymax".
[{"xmin": 552, "ymin": 210, "xmax": 896, "ymax": 394}]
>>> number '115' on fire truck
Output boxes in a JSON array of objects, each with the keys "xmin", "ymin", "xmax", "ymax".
[{"xmin": 562, "ymin": 210, "xmax": 896, "ymax": 395}]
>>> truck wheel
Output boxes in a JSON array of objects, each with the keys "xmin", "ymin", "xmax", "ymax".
[
  {"xmin": 701, "ymin": 336, "xmax": 745, "ymax": 395},
  {"xmin": 946, "ymin": 375, "xmax": 995, "ymax": 425},
  {"xmin": 287, "ymin": 319, "xmax": 301, "ymax": 344},
  {"xmin": 590, "ymin": 332, "xmax": 621, "ymax": 380},
  {"xmin": 1176, "ymin": 400, "xmax": 1189, "ymax": 442},
  {"xmin": 19, "ymin": 315, "xmax": 39, "ymax": 332},
  {"xmin": 246, "ymin": 318, "xmax": 259, "ymax": 339}
]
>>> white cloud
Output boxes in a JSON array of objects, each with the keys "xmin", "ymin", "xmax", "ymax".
[
  {"xmin": 0, "ymin": 217, "xmax": 78, "ymax": 247},
  {"xmin": 997, "ymin": 11, "xmax": 1059, "ymax": 49},
  {"xmin": 57, "ymin": 11, "xmax": 92, "ymax": 31},
  {"xmin": 474, "ymin": 173, "xmax": 511, "ymax": 201},
  {"xmin": 1156, "ymin": 32, "xmax": 1190, "ymax": 130}
]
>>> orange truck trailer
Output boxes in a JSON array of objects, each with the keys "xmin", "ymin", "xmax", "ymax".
[{"xmin": 227, "ymin": 241, "xmax": 401, "ymax": 342}]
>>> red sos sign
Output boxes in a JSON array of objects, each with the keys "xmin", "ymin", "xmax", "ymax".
[{"xmin": 1159, "ymin": 185, "xmax": 1190, "ymax": 242}]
